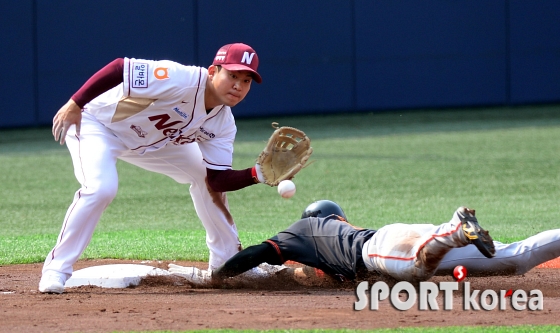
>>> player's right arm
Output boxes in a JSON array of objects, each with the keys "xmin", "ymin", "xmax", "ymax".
[{"xmin": 52, "ymin": 58, "xmax": 124, "ymax": 144}]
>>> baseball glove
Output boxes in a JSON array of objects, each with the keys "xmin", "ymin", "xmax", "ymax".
[{"xmin": 256, "ymin": 125, "xmax": 313, "ymax": 186}]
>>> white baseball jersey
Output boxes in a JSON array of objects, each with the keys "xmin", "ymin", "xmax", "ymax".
[{"xmin": 84, "ymin": 58, "xmax": 236, "ymax": 170}]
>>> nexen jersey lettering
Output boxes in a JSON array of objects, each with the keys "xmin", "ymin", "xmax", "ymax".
[{"xmin": 82, "ymin": 58, "xmax": 236, "ymax": 170}]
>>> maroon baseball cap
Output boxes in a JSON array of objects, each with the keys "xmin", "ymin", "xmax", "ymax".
[{"xmin": 212, "ymin": 43, "xmax": 262, "ymax": 83}]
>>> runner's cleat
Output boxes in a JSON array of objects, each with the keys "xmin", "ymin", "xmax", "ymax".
[{"xmin": 456, "ymin": 207, "xmax": 496, "ymax": 258}]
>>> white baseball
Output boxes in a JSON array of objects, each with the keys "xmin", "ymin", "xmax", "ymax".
[{"xmin": 277, "ymin": 180, "xmax": 296, "ymax": 198}]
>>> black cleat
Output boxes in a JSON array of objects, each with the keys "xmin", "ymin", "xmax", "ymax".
[{"xmin": 456, "ymin": 207, "xmax": 496, "ymax": 258}]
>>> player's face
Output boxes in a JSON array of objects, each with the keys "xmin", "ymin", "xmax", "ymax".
[{"xmin": 207, "ymin": 66, "xmax": 253, "ymax": 107}]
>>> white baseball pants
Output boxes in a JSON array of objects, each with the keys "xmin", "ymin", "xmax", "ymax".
[
  {"xmin": 362, "ymin": 208, "xmax": 469, "ymax": 282},
  {"xmin": 361, "ymin": 208, "xmax": 560, "ymax": 281},
  {"xmin": 42, "ymin": 113, "xmax": 240, "ymax": 282},
  {"xmin": 436, "ymin": 228, "xmax": 560, "ymax": 276}
]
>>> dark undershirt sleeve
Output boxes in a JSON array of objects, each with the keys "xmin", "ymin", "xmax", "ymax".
[
  {"xmin": 71, "ymin": 58, "xmax": 125, "ymax": 108},
  {"xmin": 206, "ymin": 167, "xmax": 257, "ymax": 192},
  {"xmin": 213, "ymin": 243, "xmax": 281, "ymax": 279}
]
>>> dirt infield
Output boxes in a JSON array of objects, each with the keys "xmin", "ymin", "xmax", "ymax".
[{"xmin": 1, "ymin": 259, "xmax": 560, "ymax": 333}]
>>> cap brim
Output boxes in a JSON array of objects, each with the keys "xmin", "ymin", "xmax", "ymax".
[{"xmin": 221, "ymin": 64, "xmax": 262, "ymax": 83}]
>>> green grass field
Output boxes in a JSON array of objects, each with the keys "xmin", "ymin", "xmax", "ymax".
[{"xmin": 1, "ymin": 105, "xmax": 560, "ymax": 332}]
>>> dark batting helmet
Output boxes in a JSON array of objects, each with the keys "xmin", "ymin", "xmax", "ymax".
[{"xmin": 301, "ymin": 200, "xmax": 347, "ymax": 220}]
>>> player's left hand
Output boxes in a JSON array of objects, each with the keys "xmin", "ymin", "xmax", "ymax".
[
  {"xmin": 256, "ymin": 125, "xmax": 313, "ymax": 186},
  {"xmin": 52, "ymin": 99, "xmax": 82, "ymax": 145}
]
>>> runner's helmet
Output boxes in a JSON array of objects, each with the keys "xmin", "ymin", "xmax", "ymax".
[{"xmin": 301, "ymin": 200, "xmax": 347, "ymax": 220}]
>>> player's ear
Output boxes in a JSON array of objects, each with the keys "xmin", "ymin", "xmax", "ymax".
[
  {"xmin": 207, "ymin": 65, "xmax": 219, "ymax": 79},
  {"xmin": 207, "ymin": 65, "xmax": 216, "ymax": 79}
]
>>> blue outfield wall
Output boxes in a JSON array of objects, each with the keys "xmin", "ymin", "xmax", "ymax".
[
  {"xmin": 1, "ymin": 1, "xmax": 559, "ymax": 128},
  {"xmin": 0, "ymin": 2, "xmax": 36, "ymax": 128},
  {"xmin": 197, "ymin": 0, "xmax": 355, "ymax": 117},
  {"xmin": 509, "ymin": 1, "xmax": 560, "ymax": 104},
  {"xmin": 355, "ymin": 1, "xmax": 508, "ymax": 110},
  {"xmin": 35, "ymin": 0, "xmax": 197, "ymax": 125}
]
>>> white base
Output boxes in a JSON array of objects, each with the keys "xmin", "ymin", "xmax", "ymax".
[{"xmin": 65, "ymin": 264, "xmax": 170, "ymax": 289}]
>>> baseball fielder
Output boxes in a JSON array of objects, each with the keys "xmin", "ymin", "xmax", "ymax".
[
  {"xmin": 40, "ymin": 43, "xmax": 275, "ymax": 294},
  {"xmin": 169, "ymin": 200, "xmax": 560, "ymax": 286}
]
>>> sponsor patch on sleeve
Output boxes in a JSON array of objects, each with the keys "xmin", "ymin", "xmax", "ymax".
[
  {"xmin": 131, "ymin": 62, "xmax": 149, "ymax": 88},
  {"xmin": 154, "ymin": 67, "xmax": 170, "ymax": 80}
]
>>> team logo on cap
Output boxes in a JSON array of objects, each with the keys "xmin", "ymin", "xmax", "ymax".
[{"xmin": 241, "ymin": 52, "xmax": 255, "ymax": 64}]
